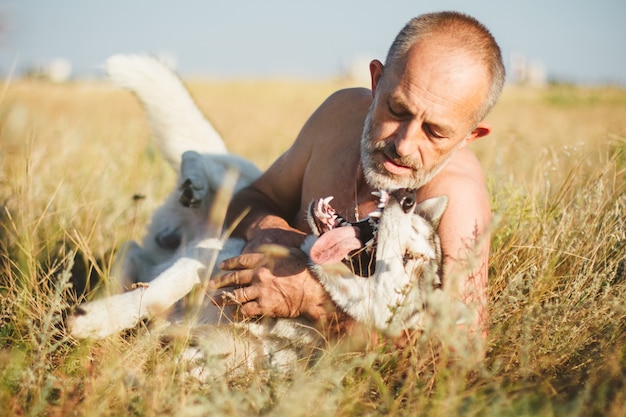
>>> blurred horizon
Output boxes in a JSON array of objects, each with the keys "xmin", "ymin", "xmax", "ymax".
[{"xmin": 1, "ymin": 0, "xmax": 625, "ymax": 86}]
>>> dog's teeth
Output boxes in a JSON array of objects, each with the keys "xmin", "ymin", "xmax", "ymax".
[
  {"xmin": 317, "ymin": 212, "xmax": 331, "ymax": 220},
  {"xmin": 368, "ymin": 211, "xmax": 382, "ymax": 218},
  {"xmin": 379, "ymin": 190, "xmax": 390, "ymax": 204},
  {"xmin": 371, "ymin": 191, "xmax": 382, "ymax": 197},
  {"xmin": 317, "ymin": 197, "xmax": 331, "ymax": 209}
]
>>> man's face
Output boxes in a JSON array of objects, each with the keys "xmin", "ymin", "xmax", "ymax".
[{"xmin": 361, "ymin": 40, "xmax": 490, "ymax": 190}]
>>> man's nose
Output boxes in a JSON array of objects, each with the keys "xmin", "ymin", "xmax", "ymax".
[{"xmin": 393, "ymin": 121, "xmax": 421, "ymax": 157}]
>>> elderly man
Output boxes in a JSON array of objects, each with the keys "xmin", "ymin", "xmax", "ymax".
[{"xmin": 214, "ymin": 11, "xmax": 505, "ymax": 339}]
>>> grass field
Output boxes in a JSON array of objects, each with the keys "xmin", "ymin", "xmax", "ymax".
[{"xmin": 0, "ymin": 77, "xmax": 625, "ymax": 416}]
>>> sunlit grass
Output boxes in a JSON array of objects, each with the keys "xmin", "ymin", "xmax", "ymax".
[{"xmin": 1, "ymin": 78, "xmax": 625, "ymax": 416}]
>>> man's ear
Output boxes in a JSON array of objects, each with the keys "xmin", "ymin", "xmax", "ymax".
[
  {"xmin": 369, "ymin": 59, "xmax": 384, "ymax": 95},
  {"xmin": 461, "ymin": 122, "xmax": 491, "ymax": 148}
]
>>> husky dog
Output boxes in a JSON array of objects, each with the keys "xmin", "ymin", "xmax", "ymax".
[
  {"xmin": 303, "ymin": 189, "xmax": 446, "ymax": 337},
  {"xmin": 68, "ymin": 55, "xmax": 448, "ymax": 370}
]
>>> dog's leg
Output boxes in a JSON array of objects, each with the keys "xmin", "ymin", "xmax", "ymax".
[
  {"xmin": 68, "ymin": 255, "xmax": 205, "ymax": 339},
  {"xmin": 69, "ymin": 238, "xmax": 226, "ymax": 339}
]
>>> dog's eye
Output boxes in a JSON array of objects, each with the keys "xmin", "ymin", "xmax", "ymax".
[
  {"xmin": 403, "ymin": 251, "xmax": 417, "ymax": 265},
  {"xmin": 390, "ymin": 188, "xmax": 417, "ymax": 213},
  {"xmin": 403, "ymin": 250, "xmax": 427, "ymax": 267},
  {"xmin": 401, "ymin": 196, "xmax": 415, "ymax": 213}
]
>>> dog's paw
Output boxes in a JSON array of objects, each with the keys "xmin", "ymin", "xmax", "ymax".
[
  {"xmin": 179, "ymin": 178, "xmax": 205, "ymax": 208},
  {"xmin": 179, "ymin": 151, "xmax": 209, "ymax": 208},
  {"xmin": 68, "ymin": 294, "xmax": 142, "ymax": 339},
  {"xmin": 67, "ymin": 303, "xmax": 114, "ymax": 339}
]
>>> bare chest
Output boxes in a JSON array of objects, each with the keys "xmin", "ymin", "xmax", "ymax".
[{"xmin": 292, "ymin": 147, "xmax": 378, "ymax": 232}]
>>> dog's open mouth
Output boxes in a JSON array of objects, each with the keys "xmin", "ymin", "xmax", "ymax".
[
  {"xmin": 308, "ymin": 189, "xmax": 416, "ymax": 277},
  {"xmin": 308, "ymin": 189, "xmax": 418, "ymax": 277}
]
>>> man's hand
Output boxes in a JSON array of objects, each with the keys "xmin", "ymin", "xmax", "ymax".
[
  {"xmin": 209, "ymin": 247, "xmax": 334, "ymax": 322},
  {"xmin": 242, "ymin": 227, "xmax": 307, "ymax": 254}
]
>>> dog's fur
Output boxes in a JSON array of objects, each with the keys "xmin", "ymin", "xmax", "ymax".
[
  {"xmin": 303, "ymin": 189, "xmax": 447, "ymax": 336},
  {"xmin": 103, "ymin": 54, "xmax": 261, "ymax": 289},
  {"xmin": 68, "ymin": 55, "xmax": 449, "ymax": 372}
]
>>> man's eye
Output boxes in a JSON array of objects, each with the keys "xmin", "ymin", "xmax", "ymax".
[
  {"xmin": 388, "ymin": 103, "xmax": 406, "ymax": 118},
  {"xmin": 424, "ymin": 124, "xmax": 444, "ymax": 140}
]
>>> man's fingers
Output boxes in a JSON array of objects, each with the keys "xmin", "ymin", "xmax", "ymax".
[
  {"xmin": 209, "ymin": 269, "xmax": 253, "ymax": 289},
  {"xmin": 217, "ymin": 286, "xmax": 259, "ymax": 306},
  {"xmin": 219, "ymin": 252, "xmax": 266, "ymax": 271},
  {"xmin": 236, "ymin": 301, "xmax": 267, "ymax": 319}
]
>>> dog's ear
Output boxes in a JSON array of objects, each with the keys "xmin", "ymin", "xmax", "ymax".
[{"xmin": 414, "ymin": 195, "xmax": 448, "ymax": 230}]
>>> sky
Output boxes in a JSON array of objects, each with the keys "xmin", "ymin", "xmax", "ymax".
[{"xmin": 1, "ymin": 0, "xmax": 625, "ymax": 85}]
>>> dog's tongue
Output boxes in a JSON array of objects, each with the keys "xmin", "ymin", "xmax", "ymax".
[{"xmin": 309, "ymin": 226, "xmax": 362, "ymax": 265}]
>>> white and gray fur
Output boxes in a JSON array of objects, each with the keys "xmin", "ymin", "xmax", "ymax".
[{"xmin": 303, "ymin": 189, "xmax": 447, "ymax": 337}]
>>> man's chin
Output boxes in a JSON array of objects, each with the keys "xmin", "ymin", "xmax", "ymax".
[{"xmin": 363, "ymin": 167, "xmax": 425, "ymax": 190}]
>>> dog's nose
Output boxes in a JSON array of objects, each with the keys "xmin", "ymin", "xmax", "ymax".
[{"xmin": 391, "ymin": 188, "xmax": 416, "ymax": 213}]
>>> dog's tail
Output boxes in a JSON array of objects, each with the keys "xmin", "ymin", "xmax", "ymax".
[{"xmin": 106, "ymin": 54, "xmax": 228, "ymax": 168}]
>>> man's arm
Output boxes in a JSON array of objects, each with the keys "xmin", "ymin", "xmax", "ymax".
[
  {"xmin": 418, "ymin": 147, "xmax": 491, "ymax": 335},
  {"xmin": 215, "ymin": 91, "xmax": 353, "ymax": 326},
  {"xmin": 225, "ymin": 87, "xmax": 370, "ymax": 249},
  {"xmin": 225, "ymin": 151, "xmax": 308, "ymax": 251}
]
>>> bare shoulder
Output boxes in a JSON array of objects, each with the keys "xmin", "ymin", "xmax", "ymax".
[
  {"xmin": 279, "ymin": 87, "xmax": 372, "ymax": 166},
  {"xmin": 298, "ymin": 87, "xmax": 372, "ymax": 138},
  {"xmin": 419, "ymin": 148, "xmax": 487, "ymax": 203},
  {"xmin": 245, "ymin": 88, "xmax": 372, "ymax": 221},
  {"xmin": 418, "ymin": 148, "xmax": 491, "ymax": 254},
  {"xmin": 321, "ymin": 87, "xmax": 372, "ymax": 111}
]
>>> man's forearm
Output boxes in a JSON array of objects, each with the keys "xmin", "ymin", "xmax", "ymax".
[
  {"xmin": 227, "ymin": 186, "xmax": 286, "ymax": 238},
  {"xmin": 226, "ymin": 186, "xmax": 306, "ymax": 248}
]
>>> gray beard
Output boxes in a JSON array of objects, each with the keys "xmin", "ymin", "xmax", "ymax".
[{"xmin": 359, "ymin": 107, "xmax": 457, "ymax": 191}]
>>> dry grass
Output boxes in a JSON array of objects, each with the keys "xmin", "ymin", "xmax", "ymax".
[{"xmin": 0, "ymin": 77, "xmax": 625, "ymax": 416}]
